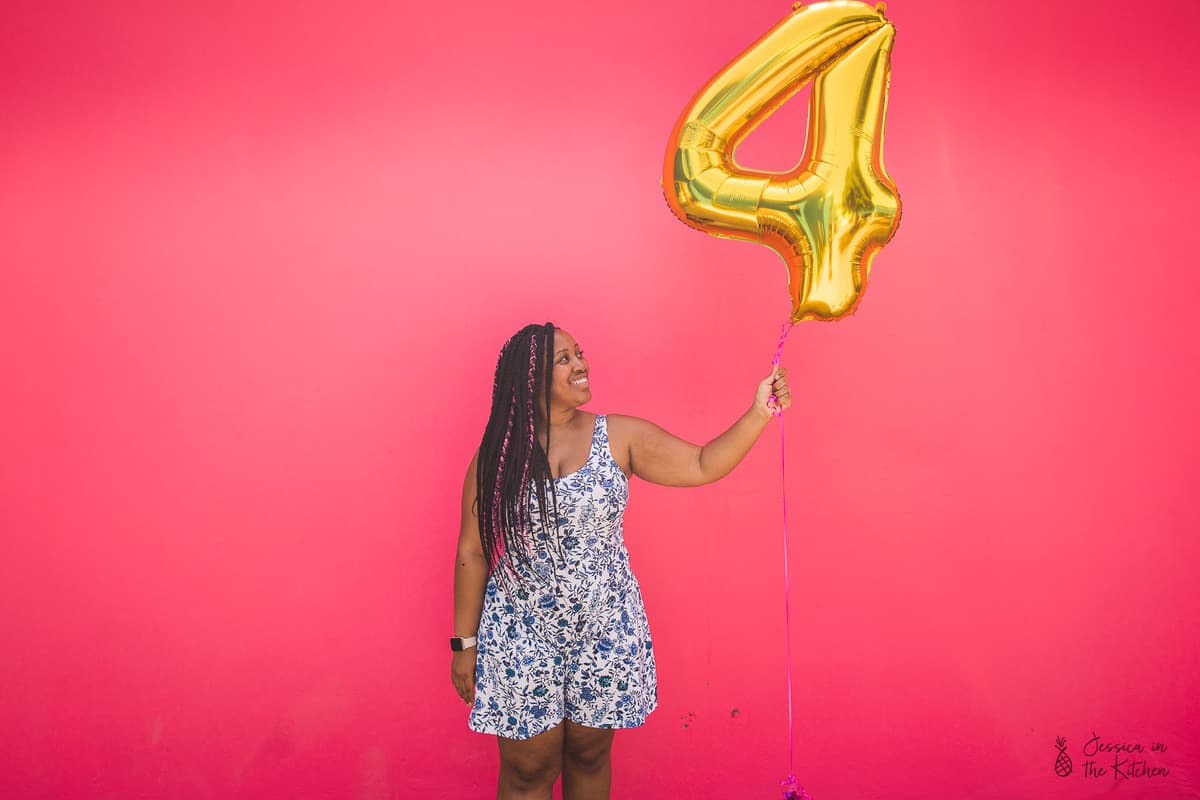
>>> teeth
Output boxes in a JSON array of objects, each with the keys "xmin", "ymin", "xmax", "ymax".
[{"xmin": 571, "ymin": 377, "xmax": 589, "ymax": 385}]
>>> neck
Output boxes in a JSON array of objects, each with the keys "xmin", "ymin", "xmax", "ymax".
[{"xmin": 536, "ymin": 405, "xmax": 580, "ymax": 439}]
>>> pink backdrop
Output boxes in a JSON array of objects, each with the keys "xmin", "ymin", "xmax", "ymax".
[{"xmin": 3, "ymin": 1, "xmax": 1198, "ymax": 798}]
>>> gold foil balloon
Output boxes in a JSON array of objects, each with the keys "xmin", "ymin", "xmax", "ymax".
[{"xmin": 663, "ymin": 1, "xmax": 901, "ymax": 322}]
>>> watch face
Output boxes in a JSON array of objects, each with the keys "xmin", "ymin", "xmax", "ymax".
[{"xmin": 450, "ymin": 637, "xmax": 463, "ymax": 652}]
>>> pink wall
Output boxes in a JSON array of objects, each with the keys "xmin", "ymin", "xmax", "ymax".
[{"xmin": 3, "ymin": 1, "xmax": 1198, "ymax": 798}]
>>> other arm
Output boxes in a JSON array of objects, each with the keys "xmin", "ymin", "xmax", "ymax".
[{"xmin": 451, "ymin": 451, "xmax": 488, "ymax": 705}]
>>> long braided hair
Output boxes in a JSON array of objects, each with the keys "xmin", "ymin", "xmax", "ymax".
[{"xmin": 476, "ymin": 322, "xmax": 560, "ymax": 586}]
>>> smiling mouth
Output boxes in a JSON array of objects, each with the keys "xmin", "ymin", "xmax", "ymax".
[{"xmin": 570, "ymin": 376, "xmax": 589, "ymax": 387}]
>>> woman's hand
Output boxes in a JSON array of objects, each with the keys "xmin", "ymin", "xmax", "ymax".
[
  {"xmin": 451, "ymin": 649, "xmax": 477, "ymax": 705},
  {"xmin": 755, "ymin": 366, "xmax": 791, "ymax": 417}
]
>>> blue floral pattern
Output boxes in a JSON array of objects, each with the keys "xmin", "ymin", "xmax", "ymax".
[{"xmin": 468, "ymin": 414, "xmax": 658, "ymax": 740}]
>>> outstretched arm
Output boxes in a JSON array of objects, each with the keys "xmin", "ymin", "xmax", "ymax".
[{"xmin": 615, "ymin": 366, "xmax": 790, "ymax": 488}]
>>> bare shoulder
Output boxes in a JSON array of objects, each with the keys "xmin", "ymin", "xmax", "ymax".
[
  {"xmin": 462, "ymin": 449, "xmax": 480, "ymax": 500},
  {"xmin": 604, "ymin": 413, "xmax": 703, "ymax": 487},
  {"xmin": 606, "ymin": 413, "xmax": 672, "ymax": 439},
  {"xmin": 603, "ymin": 414, "xmax": 681, "ymax": 474},
  {"xmin": 458, "ymin": 448, "xmax": 483, "ymax": 552},
  {"xmin": 604, "ymin": 413, "xmax": 656, "ymax": 446},
  {"xmin": 602, "ymin": 414, "xmax": 646, "ymax": 479},
  {"xmin": 604, "ymin": 413, "xmax": 654, "ymax": 431}
]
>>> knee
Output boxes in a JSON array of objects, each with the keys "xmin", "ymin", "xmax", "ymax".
[
  {"xmin": 500, "ymin": 753, "xmax": 562, "ymax": 792},
  {"xmin": 563, "ymin": 736, "xmax": 613, "ymax": 773}
]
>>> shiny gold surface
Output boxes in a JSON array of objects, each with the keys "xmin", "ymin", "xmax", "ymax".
[{"xmin": 663, "ymin": 1, "xmax": 901, "ymax": 321}]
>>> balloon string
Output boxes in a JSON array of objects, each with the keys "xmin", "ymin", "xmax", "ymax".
[{"xmin": 770, "ymin": 321, "xmax": 795, "ymax": 779}]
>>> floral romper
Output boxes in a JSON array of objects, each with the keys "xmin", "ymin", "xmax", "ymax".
[{"xmin": 469, "ymin": 414, "xmax": 658, "ymax": 740}]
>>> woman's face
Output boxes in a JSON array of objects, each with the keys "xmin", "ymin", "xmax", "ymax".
[{"xmin": 544, "ymin": 329, "xmax": 591, "ymax": 411}]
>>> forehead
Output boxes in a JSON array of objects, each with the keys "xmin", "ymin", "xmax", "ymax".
[{"xmin": 553, "ymin": 330, "xmax": 577, "ymax": 353}]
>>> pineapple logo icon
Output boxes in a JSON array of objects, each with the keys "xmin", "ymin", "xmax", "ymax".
[{"xmin": 1054, "ymin": 736, "xmax": 1073, "ymax": 777}]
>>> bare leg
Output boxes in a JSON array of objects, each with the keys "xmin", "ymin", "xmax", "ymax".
[
  {"xmin": 496, "ymin": 723, "xmax": 564, "ymax": 800},
  {"xmin": 561, "ymin": 720, "xmax": 614, "ymax": 800}
]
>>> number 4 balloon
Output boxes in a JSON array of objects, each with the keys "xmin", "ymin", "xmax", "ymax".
[{"xmin": 663, "ymin": 1, "xmax": 901, "ymax": 323}]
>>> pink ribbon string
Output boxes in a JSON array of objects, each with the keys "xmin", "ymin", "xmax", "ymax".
[{"xmin": 771, "ymin": 321, "xmax": 809, "ymax": 800}]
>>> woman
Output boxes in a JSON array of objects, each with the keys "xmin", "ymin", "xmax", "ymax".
[{"xmin": 452, "ymin": 322, "xmax": 790, "ymax": 799}]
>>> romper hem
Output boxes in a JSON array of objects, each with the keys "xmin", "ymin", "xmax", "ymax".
[{"xmin": 468, "ymin": 697, "xmax": 660, "ymax": 741}]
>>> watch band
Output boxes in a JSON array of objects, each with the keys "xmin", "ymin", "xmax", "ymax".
[{"xmin": 450, "ymin": 635, "xmax": 478, "ymax": 652}]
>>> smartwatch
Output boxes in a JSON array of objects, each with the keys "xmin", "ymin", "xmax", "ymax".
[{"xmin": 450, "ymin": 635, "xmax": 478, "ymax": 652}]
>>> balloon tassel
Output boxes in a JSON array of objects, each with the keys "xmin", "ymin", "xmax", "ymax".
[{"xmin": 780, "ymin": 774, "xmax": 812, "ymax": 800}]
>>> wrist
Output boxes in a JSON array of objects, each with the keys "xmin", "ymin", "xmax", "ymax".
[
  {"xmin": 450, "ymin": 634, "xmax": 478, "ymax": 652},
  {"xmin": 749, "ymin": 402, "xmax": 773, "ymax": 423}
]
